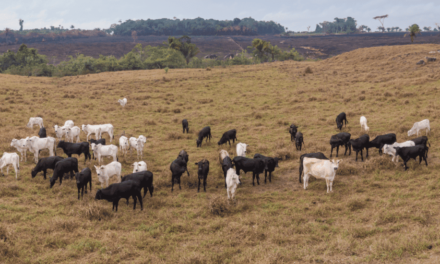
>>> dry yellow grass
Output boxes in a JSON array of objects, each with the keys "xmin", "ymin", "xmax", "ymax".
[{"xmin": 1, "ymin": 44, "xmax": 440, "ymax": 263}]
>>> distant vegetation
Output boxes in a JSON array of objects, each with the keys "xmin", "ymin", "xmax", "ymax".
[
  {"xmin": 314, "ymin": 17, "xmax": 357, "ymax": 34},
  {"xmin": 0, "ymin": 28, "xmax": 106, "ymax": 44}
]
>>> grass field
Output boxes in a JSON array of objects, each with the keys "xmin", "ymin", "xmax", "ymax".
[{"xmin": 1, "ymin": 44, "xmax": 440, "ymax": 263}]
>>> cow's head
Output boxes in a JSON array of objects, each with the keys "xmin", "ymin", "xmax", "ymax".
[
  {"xmin": 132, "ymin": 162, "xmax": 139, "ymax": 172},
  {"xmin": 382, "ymin": 144, "xmax": 395, "ymax": 155},
  {"xmin": 195, "ymin": 159, "xmax": 208, "ymax": 173},
  {"xmin": 337, "ymin": 122, "xmax": 343, "ymax": 130},
  {"xmin": 49, "ymin": 177, "xmax": 56, "ymax": 188},
  {"xmin": 56, "ymin": 140, "xmax": 65, "ymax": 148},
  {"xmin": 289, "ymin": 124, "xmax": 297, "ymax": 135},
  {"xmin": 393, "ymin": 147, "xmax": 402, "ymax": 155},
  {"xmin": 407, "ymin": 128, "xmax": 416, "ymax": 137},
  {"xmin": 94, "ymin": 165, "xmax": 104, "ymax": 177},
  {"xmin": 95, "ymin": 189, "xmax": 103, "ymax": 200},
  {"xmin": 274, "ymin": 157, "xmax": 280, "ymax": 168},
  {"xmin": 10, "ymin": 139, "xmax": 17, "ymax": 147},
  {"xmin": 24, "ymin": 137, "xmax": 32, "ymax": 148},
  {"xmin": 31, "ymin": 168, "xmax": 38, "ymax": 178},
  {"xmin": 196, "ymin": 139, "xmax": 202, "ymax": 148},
  {"xmin": 331, "ymin": 159, "xmax": 342, "ymax": 171}
]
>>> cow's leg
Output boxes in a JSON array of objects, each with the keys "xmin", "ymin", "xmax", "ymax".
[
  {"xmin": 326, "ymin": 179, "xmax": 330, "ymax": 193},
  {"xmin": 78, "ymin": 188, "xmax": 80, "ymax": 200},
  {"xmin": 132, "ymin": 195, "xmax": 137, "ymax": 210},
  {"xmin": 137, "ymin": 191, "xmax": 143, "ymax": 210},
  {"xmin": 43, "ymin": 169, "xmax": 47, "ymax": 179},
  {"xmin": 264, "ymin": 171, "xmax": 267, "ymax": 183},
  {"xmin": 355, "ymin": 151, "xmax": 358, "ymax": 162},
  {"xmin": 171, "ymin": 176, "xmax": 174, "ymax": 192},
  {"xmin": 269, "ymin": 171, "xmax": 272, "ymax": 183},
  {"xmin": 256, "ymin": 173, "xmax": 260, "ymax": 185},
  {"xmin": 424, "ymin": 155, "xmax": 428, "ymax": 166},
  {"xmin": 203, "ymin": 177, "xmax": 207, "ymax": 192},
  {"xmin": 303, "ymin": 173, "xmax": 308, "ymax": 190},
  {"xmin": 178, "ymin": 177, "xmax": 181, "ymax": 190},
  {"xmin": 336, "ymin": 145, "xmax": 339, "ymax": 157},
  {"xmin": 330, "ymin": 180, "xmax": 333, "ymax": 192},
  {"xmin": 330, "ymin": 146, "xmax": 334, "ymax": 158},
  {"xmin": 360, "ymin": 149, "xmax": 364, "ymax": 162},
  {"xmin": 252, "ymin": 173, "xmax": 255, "ymax": 186},
  {"xmin": 197, "ymin": 178, "xmax": 201, "ymax": 192}
]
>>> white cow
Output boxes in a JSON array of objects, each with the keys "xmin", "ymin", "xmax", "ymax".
[
  {"xmin": 132, "ymin": 161, "xmax": 147, "ymax": 173},
  {"xmin": 24, "ymin": 136, "xmax": 56, "ymax": 163},
  {"xmin": 94, "ymin": 162, "xmax": 121, "ymax": 188},
  {"xmin": 408, "ymin": 119, "xmax": 430, "ymax": 137},
  {"xmin": 54, "ymin": 125, "xmax": 68, "ymax": 140},
  {"xmin": 92, "ymin": 143, "xmax": 118, "ymax": 164},
  {"xmin": 10, "ymin": 138, "xmax": 28, "ymax": 162},
  {"xmin": 226, "ymin": 168, "xmax": 240, "ymax": 200},
  {"xmin": 98, "ymin": 124, "xmax": 114, "ymax": 142},
  {"xmin": 27, "ymin": 117, "xmax": 44, "ymax": 128},
  {"xmin": 65, "ymin": 126, "xmax": 81, "ymax": 143},
  {"xmin": 383, "ymin": 141, "xmax": 416, "ymax": 162},
  {"xmin": 129, "ymin": 137, "xmax": 144, "ymax": 160},
  {"xmin": 236, "ymin": 143, "xmax": 248, "ymax": 157},
  {"xmin": 82, "ymin": 124, "xmax": 101, "ymax": 140},
  {"xmin": 118, "ymin": 98, "xmax": 127, "ymax": 107},
  {"xmin": 0, "ymin": 153, "xmax": 20, "ymax": 180},
  {"xmin": 360, "ymin": 116, "xmax": 369, "ymax": 133},
  {"xmin": 303, "ymin": 158, "xmax": 342, "ymax": 193},
  {"xmin": 219, "ymin": 149, "xmax": 229, "ymax": 163},
  {"xmin": 119, "ymin": 136, "xmax": 129, "ymax": 157}
]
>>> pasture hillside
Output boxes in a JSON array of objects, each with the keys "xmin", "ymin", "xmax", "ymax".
[{"xmin": 1, "ymin": 44, "xmax": 440, "ymax": 263}]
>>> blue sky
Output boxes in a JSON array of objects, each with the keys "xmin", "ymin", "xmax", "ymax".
[{"xmin": 1, "ymin": 0, "xmax": 439, "ymax": 31}]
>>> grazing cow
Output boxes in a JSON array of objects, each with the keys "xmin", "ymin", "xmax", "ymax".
[
  {"xmin": 64, "ymin": 120, "xmax": 74, "ymax": 128},
  {"xmin": 221, "ymin": 156, "xmax": 234, "ymax": 188},
  {"xmin": 95, "ymin": 181, "xmax": 143, "ymax": 212},
  {"xmin": 31, "ymin": 156, "xmax": 64, "ymax": 179},
  {"xmin": 121, "ymin": 170, "xmax": 154, "ymax": 199},
  {"xmin": 97, "ymin": 124, "xmax": 114, "ymax": 142},
  {"xmin": 226, "ymin": 168, "xmax": 240, "ymax": 200},
  {"xmin": 295, "ymin": 132, "xmax": 304, "ymax": 151},
  {"xmin": 65, "ymin": 126, "xmax": 81, "ymax": 143},
  {"xmin": 38, "ymin": 127, "xmax": 47, "ymax": 138},
  {"xmin": 408, "ymin": 119, "xmax": 430, "ymax": 137},
  {"xmin": 118, "ymin": 98, "xmax": 127, "ymax": 107},
  {"xmin": 218, "ymin": 129, "xmax": 237, "ymax": 146},
  {"xmin": 382, "ymin": 141, "xmax": 416, "ymax": 162},
  {"xmin": 350, "ymin": 134, "xmax": 370, "ymax": 161},
  {"xmin": 182, "ymin": 119, "xmax": 189, "ymax": 133},
  {"xmin": 129, "ymin": 137, "xmax": 144, "ymax": 160},
  {"xmin": 57, "ymin": 141, "xmax": 91, "ymax": 164},
  {"xmin": 54, "ymin": 125, "xmax": 68, "ymax": 141},
  {"xmin": 368, "ymin": 133, "xmax": 396, "ymax": 155},
  {"xmin": 330, "ymin": 132, "xmax": 351, "ymax": 157},
  {"xmin": 49, "ymin": 157, "xmax": 79, "ymax": 188},
  {"xmin": 119, "ymin": 136, "xmax": 129, "ymax": 158},
  {"xmin": 196, "ymin": 126, "xmax": 212, "ymax": 147},
  {"xmin": 289, "ymin": 124, "xmax": 298, "ymax": 142},
  {"xmin": 218, "ymin": 150, "xmax": 229, "ymax": 164},
  {"xmin": 170, "ymin": 158, "xmax": 190, "ymax": 191},
  {"xmin": 27, "ymin": 117, "xmax": 44, "ymax": 128},
  {"xmin": 82, "ymin": 124, "xmax": 114, "ymax": 142},
  {"xmin": 236, "ymin": 143, "xmax": 248, "ymax": 157},
  {"xmin": 10, "ymin": 138, "xmax": 28, "ymax": 162},
  {"xmin": 25, "ymin": 136, "xmax": 56, "ymax": 163},
  {"xmin": 0, "ymin": 152, "xmax": 20, "ymax": 179},
  {"xmin": 360, "ymin": 116, "xmax": 369, "ymax": 132},
  {"xmin": 411, "ymin": 136, "xmax": 430, "ymax": 157},
  {"xmin": 195, "ymin": 159, "xmax": 210, "ymax": 192},
  {"xmin": 299, "ymin": 152, "xmax": 329, "ymax": 183},
  {"xmin": 302, "ymin": 158, "xmax": 342, "ymax": 193},
  {"xmin": 132, "ymin": 161, "xmax": 147, "ymax": 173},
  {"xmin": 177, "ymin": 150, "xmax": 189, "ymax": 163},
  {"xmin": 94, "ymin": 161, "xmax": 122, "ymax": 188},
  {"xmin": 75, "ymin": 168, "xmax": 92, "ymax": 200},
  {"xmin": 92, "ymin": 143, "xmax": 118, "ymax": 164},
  {"xmin": 253, "ymin": 154, "xmax": 280, "ymax": 183},
  {"xmin": 336, "ymin": 112, "xmax": 348, "ymax": 130},
  {"xmin": 394, "ymin": 145, "xmax": 428, "ymax": 170},
  {"xmin": 232, "ymin": 156, "xmax": 265, "ymax": 186}
]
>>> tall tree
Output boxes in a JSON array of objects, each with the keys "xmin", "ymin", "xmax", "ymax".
[
  {"xmin": 19, "ymin": 19, "xmax": 24, "ymax": 31},
  {"xmin": 168, "ymin": 35, "xmax": 199, "ymax": 65},
  {"xmin": 373, "ymin": 15, "xmax": 388, "ymax": 32},
  {"xmin": 405, "ymin": 24, "xmax": 421, "ymax": 42}
]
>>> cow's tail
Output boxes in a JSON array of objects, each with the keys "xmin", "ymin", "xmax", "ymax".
[{"xmin": 299, "ymin": 154, "xmax": 306, "ymax": 183}]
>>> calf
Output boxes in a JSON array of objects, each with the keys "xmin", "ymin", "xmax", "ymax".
[
  {"xmin": 253, "ymin": 154, "xmax": 280, "ymax": 183},
  {"xmin": 138, "ymin": 135, "xmax": 147, "ymax": 144},
  {"xmin": 75, "ymin": 168, "xmax": 92, "ymax": 200},
  {"xmin": 94, "ymin": 161, "xmax": 122, "ymax": 188},
  {"xmin": 170, "ymin": 158, "xmax": 190, "ymax": 191},
  {"xmin": 54, "ymin": 125, "xmax": 68, "ymax": 141},
  {"xmin": 95, "ymin": 181, "xmax": 143, "ymax": 212},
  {"xmin": 27, "ymin": 117, "xmax": 44, "ymax": 128},
  {"xmin": 38, "ymin": 127, "xmax": 47, "ymax": 138},
  {"xmin": 92, "ymin": 143, "xmax": 118, "ymax": 164},
  {"xmin": 289, "ymin": 124, "xmax": 298, "ymax": 142},
  {"xmin": 350, "ymin": 134, "xmax": 370, "ymax": 161},
  {"xmin": 226, "ymin": 168, "xmax": 240, "ymax": 200},
  {"xmin": 10, "ymin": 138, "xmax": 28, "ymax": 162},
  {"xmin": 182, "ymin": 119, "xmax": 189, "ymax": 133},
  {"xmin": 118, "ymin": 98, "xmax": 127, "ymax": 107},
  {"xmin": 329, "ymin": 132, "xmax": 351, "ymax": 157},
  {"xmin": 394, "ymin": 145, "xmax": 428, "ymax": 170},
  {"xmin": 408, "ymin": 119, "xmax": 430, "ymax": 137},
  {"xmin": 25, "ymin": 136, "xmax": 56, "ymax": 163},
  {"xmin": 177, "ymin": 150, "xmax": 189, "ymax": 163},
  {"xmin": 360, "ymin": 116, "xmax": 369, "ymax": 132},
  {"xmin": 196, "ymin": 126, "xmax": 212, "ymax": 147},
  {"xmin": 31, "ymin": 156, "xmax": 64, "ymax": 179},
  {"xmin": 221, "ymin": 156, "xmax": 234, "ymax": 188},
  {"xmin": 129, "ymin": 137, "xmax": 144, "ymax": 160},
  {"xmin": 232, "ymin": 156, "xmax": 265, "ymax": 186},
  {"xmin": 336, "ymin": 112, "xmax": 348, "ymax": 130},
  {"xmin": 236, "ymin": 143, "xmax": 248, "ymax": 157},
  {"xmin": 368, "ymin": 133, "xmax": 396, "ymax": 155},
  {"xmin": 195, "ymin": 159, "xmax": 209, "ymax": 192},
  {"xmin": 66, "ymin": 126, "xmax": 81, "ymax": 143},
  {"xmin": 57, "ymin": 141, "xmax": 91, "ymax": 164},
  {"xmin": 218, "ymin": 150, "xmax": 229, "ymax": 164},
  {"xmin": 132, "ymin": 161, "xmax": 147, "ymax": 173},
  {"xmin": 382, "ymin": 141, "xmax": 415, "ymax": 162},
  {"xmin": 119, "ymin": 136, "xmax": 129, "ymax": 158},
  {"xmin": 49, "ymin": 157, "xmax": 79, "ymax": 188},
  {"xmin": 299, "ymin": 152, "xmax": 329, "ymax": 183},
  {"xmin": 121, "ymin": 170, "xmax": 154, "ymax": 199},
  {"xmin": 0, "ymin": 152, "xmax": 20, "ymax": 180},
  {"xmin": 303, "ymin": 158, "xmax": 342, "ymax": 193},
  {"xmin": 295, "ymin": 132, "xmax": 304, "ymax": 151},
  {"xmin": 218, "ymin": 129, "xmax": 237, "ymax": 146}
]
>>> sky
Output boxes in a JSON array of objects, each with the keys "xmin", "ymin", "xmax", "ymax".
[{"xmin": 1, "ymin": 0, "xmax": 440, "ymax": 32}]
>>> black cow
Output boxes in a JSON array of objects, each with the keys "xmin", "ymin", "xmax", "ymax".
[
  {"xmin": 182, "ymin": 119, "xmax": 189, "ymax": 133},
  {"xmin": 195, "ymin": 159, "xmax": 209, "ymax": 192},
  {"xmin": 38, "ymin": 127, "xmax": 47, "ymax": 138},
  {"xmin": 218, "ymin": 129, "xmax": 237, "ymax": 146},
  {"xmin": 299, "ymin": 152, "xmax": 328, "ymax": 183},
  {"xmin": 170, "ymin": 158, "xmax": 190, "ymax": 191},
  {"xmin": 253, "ymin": 154, "xmax": 280, "ymax": 183},
  {"xmin": 336, "ymin": 112, "xmax": 348, "ymax": 130},
  {"xmin": 368, "ymin": 133, "xmax": 396, "ymax": 155},
  {"xmin": 394, "ymin": 145, "xmax": 428, "ymax": 171},
  {"xmin": 330, "ymin": 132, "xmax": 351, "ymax": 157},
  {"xmin": 75, "ymin": 168, "xmax": 92, "ymax": 200},
  {"xmin": 350, "ymin": 134, "xmax": 370, "ymax": 161},
  {"xmin": 88, "ymin": 138, "xmax": 106, "ymax": 159},
  {"xmin": 221, "ymin": 156, "xmax": 234, "ymax": 188},
  {"xmin": 56, "ymin": 141, "xmax": 91, "ymax": 164},
  {"xmin": 196, "ymin": 126, "xmax": 212, "ymax": 147},
  {"xmin": 295, "ymin": 132, "xmax": 304, "ymax": 151},
  {"xmin": 232, "ymin": 156, "xmax": 265, "ymax": 186},
  {"xmin": 31, "ymin": 156, "xmax": 64, "ymax": 179},
  {"xmin": 289, "ymin": 124, "xmax": 298, "ymax": 142},
  {"xmin": 177, "ymin": 150, "xmax": 189, "ymax": 163},
  {"xmin": 411, "ymin": 136, "xmax": 431, "ymax": 157},
  {"xmin": 95, "ymin": 181, "xmax": 143, "ymax": 212},
  {"xmin": 49, "ymin": 157, "xmax": 79, "ymax": 188},
  {"xmin": 121, "ymin": 170, "xmax": 154, "ymax": 200}
]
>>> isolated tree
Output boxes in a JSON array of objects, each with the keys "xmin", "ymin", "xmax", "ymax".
[
  {"xmin": 367, "ymin": 27, "xmax": 371, "ymax": 32},
  {"xmin": 132, "ymin": 31, "xmax": 138, "ymax": 43},
  {"xmin": 168, "ymin": 35, "xmax": 199, "ymax": 65},
  {"xmin": 377, "ymin": 26, "xmax": 385, "ymax": 32},
  {"xmin": 373, "ymin": 14, "xmax": 388, "ymax": 32},
  {"xmin": 405, "ymin": 24, "xmax": 421, "ymax": 42},
  {"xmin": 387, "ymin": 27, "xmax": 391, "ymax": 32},
  {"xmin": 71, "ymin": 25, "xmax": 74, "ymax": 29},
  {"xmin": 19, "ymin": 19, "xmax": 24, "ymax": 31},
  {"xmin": 307, "ymin": 26, "xmax": 310, "ymax": 32}
]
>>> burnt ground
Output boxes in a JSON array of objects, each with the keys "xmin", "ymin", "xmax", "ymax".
[{"xmin": 0, "ymin": 32, "xmax": 439, "ymax": 64}]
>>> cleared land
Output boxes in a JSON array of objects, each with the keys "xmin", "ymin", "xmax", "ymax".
[{"xmin": 1, "ymin": 44, "xmax": 440, "ymax": 263}]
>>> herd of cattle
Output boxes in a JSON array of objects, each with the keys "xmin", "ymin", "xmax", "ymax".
[{"xmin": 0, "ymin": 110, "xmax": 432, "ymax": 212}]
